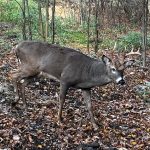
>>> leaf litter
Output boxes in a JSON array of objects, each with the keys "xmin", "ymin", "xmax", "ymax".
[{"xmin": 0, "ymin": 49, "xmax": 150, "ymax": 150}]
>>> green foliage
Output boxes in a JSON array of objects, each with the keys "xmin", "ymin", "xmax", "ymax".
[
  {"xmin": 1, "ymin": 0, "xmax": 149, "ymax": 52},
  {"xmin": 118, "ymin": 32, "xmax": 142, "ymax": 51},
  {"xmin": 118, "ymin": 32, "xmax": 150, "ymax": 52},
  {"xmin": 0, "ymin": 0, "xmax": 21, "ymax": 23},
  {"xmin": 100, "ymin": 39, "xmax": 115, "ymax": 50},
  {"xmin": 55, "ymin": 17, "xmax": 87, "ymax": 45},
  {"xmin": 0, "ymin": 0, "xmax": 38, "ymax": 26},
  {"xmin": 100, "ymin": 32, "xmax": 150, "ymax": 52},
  {"xmin": 0, "ymin": 0, "xmax": 40, "ymax": 39},
  {"xmin": 27, "ymin": 1, "xmax": 39, "ymax": 28},
  {"xmin": 5, "ymin": 27, "xmax": 22, "ymax": 39}
]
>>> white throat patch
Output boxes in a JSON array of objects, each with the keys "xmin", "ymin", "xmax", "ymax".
[{"xmin": 116, "ymin": 77, "xmax": 123, "ymax": 83}]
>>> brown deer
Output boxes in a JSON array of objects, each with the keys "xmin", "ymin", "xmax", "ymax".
[{"xmin": 12, "ymin": 41, "xmax": 134, "ymax": 129}]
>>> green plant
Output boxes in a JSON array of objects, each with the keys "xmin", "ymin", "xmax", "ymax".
[
  {"xmin": 100, "ymin": 38, "xmax": 115, "ymax": 50},
  {"xmin": 0, "ymin": 0, "xmax": 39, "ymax": 37},
  {"xmin": 55, "ymin": 17, "xmax": 87, "ymax": 45},
  {"xmin": 118, "ymin": 32, "xmax": 142, "ymax": 50},
  {"xmin": 5, "ymin": 27, "xmax": 21, "ymax": 38},
  {"xmin": 116, "ymin": 32, "xmax": 150, "ymax": 52},
  {"xmin": 0, "ymin": 0, "xmax": 21, "ymax": 23}
]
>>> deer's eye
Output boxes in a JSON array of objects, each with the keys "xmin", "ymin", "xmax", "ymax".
[{"xmin": 112, "ymin": 68, "xmax": 116, "ymax": 72}]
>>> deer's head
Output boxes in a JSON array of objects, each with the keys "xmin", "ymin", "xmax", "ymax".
[{"xmin": 102, "ymin": 55, "xmax": 135, "ymax": 85}]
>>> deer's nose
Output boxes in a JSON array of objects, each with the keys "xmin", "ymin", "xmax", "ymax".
[{"xmin": 118, "ymin": 79, "xmax": 125, "ymax": 85}]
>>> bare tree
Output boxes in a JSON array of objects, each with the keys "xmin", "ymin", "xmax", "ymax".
[
  {"xmin": 94, "ymin": 0, "xmax": 100, "ymax": 53},
  {"xmin": 22, "ymin": 0, "xmax": 27, "ymax": 40},
  {"xmin": 38, "ymin": 0, "xmax": 45, "ymax": 41},
  {"xmin": 142, "ymin": 0, "xmax": 148, "ymax": 67},
  {"xmin": 119, "ymin": 0, "xmax": 143, "ymax": 23},
  {"xmin": 79, "ymin": 0, "xmax": 84, "ymax": 25},
  {"xmin": 45, "ymin": 0, "xmax": 49, "ymax": 41},
  {"xmin": 26, "ymin": 0, "xmax": 32, "ymax": 40},
  {"xmin": 87, "ymin": 0, "xmax": 91, "ymax": 53},
  {"xmin": 51, "ymin": 0, "xmax": 56, "ymax": 44},
  {"xmin": 14, "ymin": 0, "xmax": 25, "ymax": 39}
]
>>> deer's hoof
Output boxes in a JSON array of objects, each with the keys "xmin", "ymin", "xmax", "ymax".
[
  {"xmin": 11, "ymin": 96, "xmax": 19, "ymax": 106},
  {"xmin": 93, "ymin": 124, "xmax": 99, "ymax": 130},
  {"xmin": 15, "ymin": 95, "xmax": 19, "ymax": 101},
  {"xmin": 58, "ymin": 117, "xmax": 63, "ymax": 122},
  {"xmin": 57, "ymin": 120, "xmax": 63, "ymax": 126}
]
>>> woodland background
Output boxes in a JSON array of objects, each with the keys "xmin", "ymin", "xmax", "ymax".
[{"xmin": 0, "ymin": 0, "xmax": 150, "ymax": 149}]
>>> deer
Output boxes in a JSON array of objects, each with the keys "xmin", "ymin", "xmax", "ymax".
[{"xmin": 12, "ymin": 41, "xmax": 135, "ymax": 129}]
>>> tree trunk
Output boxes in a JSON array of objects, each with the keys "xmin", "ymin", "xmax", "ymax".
[
  {"xmin": 94, "ymin": 0, "xmax": 99, "ymax": 53},
  {"xmin": 51, "ymin": 0, "xmax": 56, "ymax": 44},
  {"xmin": 45, "ymin": 0, "xmax": 49, "ymax": 41},
  {"xmin": 26, "ymin": 0, "xmax": 32, "ymax": 40},
  {"xmin": 79, "ymin": 0, "xmax": 87, "ymax": 25},
  {"xmin": 87, "ymin": 0, "xmax": 91, "ymax": 54},
  {"xmin": 22, "ymin": 0, "xmax": 26, "ymax": 40},
  {"xmin": 142, "ymin": 0, "xmax": 148, "ymax": 67},
  {"xmin": 38, "ymin": 0, "xmax": 45, "ymax": 41}
]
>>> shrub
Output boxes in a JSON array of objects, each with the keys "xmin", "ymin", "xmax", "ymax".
[
  {"xmin": 117, "ymin": 32, "xmax": 150, "ymax": 52},
  {"xmin": 118, "ymin": 32, "xmax": 142, "ymax": 51},
  {"xmin": 55, "ymin": 17, "xmax": 87, "ymax": 45},
  {"xmin": 0, "ymin": 0, "xmax": 21, "ymax": 23}
]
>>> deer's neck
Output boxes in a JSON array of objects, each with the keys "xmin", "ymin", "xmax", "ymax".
[{"xmin": 89, "ymin": 61, "xmax": 112, "ymax": 86}]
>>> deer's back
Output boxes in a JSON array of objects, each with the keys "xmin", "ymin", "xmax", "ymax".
[{"xmin": 15, "ymin": 41, "xmax": 96, "ymax": 80}]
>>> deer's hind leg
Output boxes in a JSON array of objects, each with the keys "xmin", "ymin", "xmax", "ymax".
[
  {"xmin": 12, "ymin": 70, "xmax": 23, "ymax": 104},
  {"xmin": 12, "ymin": 67, "xmax": 39, "ymax": 107}
]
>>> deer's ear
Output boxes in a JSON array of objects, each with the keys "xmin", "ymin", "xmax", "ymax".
[
  {"xmin": 102, "ymin": 55, "xmax": 112, "ymax": 65},
  {"xmin": 124, "ymin": 60, "xmax": 135, "ymax": 68}
]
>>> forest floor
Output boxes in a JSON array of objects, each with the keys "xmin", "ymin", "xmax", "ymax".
[{"xmin": 0, "ymin": 24, "xmax": 150, "ymax": 150}]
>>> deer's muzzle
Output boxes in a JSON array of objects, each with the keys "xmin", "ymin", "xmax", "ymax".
[
  {"xmin": 118, "ymin": 79, "xmax": 125, "ymax": 85},
  {"xmin": 116, "ymin": 77, "xmax": 125, "ymax": 85}
]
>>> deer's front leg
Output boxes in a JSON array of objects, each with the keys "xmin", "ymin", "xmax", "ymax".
[
  {"xmin": 82, "ymin": 89, "xmax": 98, "ymax": 130},
  {"xmin": 58, "ymin": 82, "xmax": 68, "ymax": 122}
]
